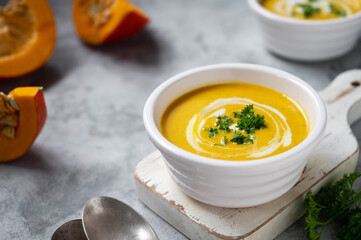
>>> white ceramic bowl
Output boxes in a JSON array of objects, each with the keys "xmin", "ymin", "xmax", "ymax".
[
  {"xmin": 247, "ymin": 0, "xmax": 361, "ymax": 61},
  {"xmin": 143, "ymin": 63, "xmax": 326, "ymax": 208}
]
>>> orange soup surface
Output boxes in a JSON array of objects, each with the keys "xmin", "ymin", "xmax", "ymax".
[
  {"xmin": 262, "ymin": 0, "xmax": 361, "ymax": 20},
  {"xmin": 160, "ymin": 82, "xmax": 310, "ymax": 161}
]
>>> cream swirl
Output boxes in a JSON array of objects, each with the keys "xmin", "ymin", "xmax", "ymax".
[{"xmin": 186, "ymin": 98, "xmax": 292, "ymax": 159}]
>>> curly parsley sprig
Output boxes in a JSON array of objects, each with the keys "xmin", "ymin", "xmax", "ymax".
[
  {"xmin": 216, "ymin": 115, "xmax": 232, "ymax": 132},
  {"xmin": 233, "ymin": 104, "xmax": 266, "ymax": 134},
  {"xmin": 205, "ymin": 104, "xmax": 266, "ymax": 146},
  {"xmin": 297, "ymin": 3, "xmax": 320, "ymax": 18},
  {"xmin": 294, "ymin": 0, "xmax": 347, "ymax": 18},
  {"xmin": 230, "ymin": 131, "xmax": 253, "ymax": 144},
  {"xmin": 329, "ymin": 4, "xmax": 347, "ymax": 17},
  {"xmin": 305, "ymin": 172, "xmax": 361, "ymax": 240}
]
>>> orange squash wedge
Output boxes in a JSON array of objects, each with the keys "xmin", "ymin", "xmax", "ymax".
[
  {"xmin": 73, "ymin": 0, "xmax": 149, "ymax": 45},
  {"xmin": 0, "ymin": 0, "xmax": 56, "ymax": 78},
  {"xmin": 0, "ymin": 87, "xmax": 47, "ymax": 162}
]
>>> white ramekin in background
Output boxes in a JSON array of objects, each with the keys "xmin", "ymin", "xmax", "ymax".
[
  {"xmin": 247, "ymin": 0, "xmax": 361, "ymax": 62},
  {"xmin": 143, "ymin": 63, "xmax": 326, "ymax": 208}
]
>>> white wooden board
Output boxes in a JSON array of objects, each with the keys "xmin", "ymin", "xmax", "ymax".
[{"xmin": 134, "ymin": 70, "xmax": 361, "ymax": 240}]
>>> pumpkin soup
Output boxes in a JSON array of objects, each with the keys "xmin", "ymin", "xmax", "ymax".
[
  {"xmin": 262, "ymin": 0, "xmax": 361, "ymax": 20},
  {"xmin": 160, "ymin": 82, "xmax": 309, "ymax": 161}
]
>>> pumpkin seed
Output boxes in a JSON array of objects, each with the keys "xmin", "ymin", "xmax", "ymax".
[
  {"xmin": 79, "ymin": 0, "xmax": 116, "ymax": 28},
  {"xmin": 0, "ymin": 114, "xmax": 18, "ymax": 127},
  {"xmin": 0, "ymin": 92, "xmax": 19, "ymax": 139},
  {"xmin": 10, "ymin": 98, "xmax": 19, "ymax": 110},
  {"xmin": 1, "ymin": 126, "xmax": 15, "ymax": 138},
  {"xmin": 0, "ymin": 92, "xmax": 18, "ymax": 112}
]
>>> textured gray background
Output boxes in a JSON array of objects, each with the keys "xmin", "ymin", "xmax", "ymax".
[{"xmin": 0, "ymin": 0, "xmax": 360, "ymax": 239}]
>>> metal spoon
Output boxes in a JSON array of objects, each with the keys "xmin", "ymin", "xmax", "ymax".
[
  {"xmin": 83, "ymin": 196, "xmax": 159, "ymax": 240},
  {"xmin": 51, "ymin": 219, "xmax": 87, "ymax": 240}
]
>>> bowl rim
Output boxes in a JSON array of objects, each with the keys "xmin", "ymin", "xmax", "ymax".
[
  {"xmin": 247, "ymin": 0, "xmax": 361, "ymax": 26},
  {"xmin": 143, "ymin": 63, "xmax": 327, "ymax": 167}
]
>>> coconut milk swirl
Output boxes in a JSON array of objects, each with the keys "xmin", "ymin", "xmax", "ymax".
[{"xmin": 186, "ymin": 98, "xmax": 292, "ymax": 159}]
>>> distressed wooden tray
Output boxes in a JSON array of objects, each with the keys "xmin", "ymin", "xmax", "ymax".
[{"xmin": 134, "ymin": 70, "xmax": 361, "ymax": 240}]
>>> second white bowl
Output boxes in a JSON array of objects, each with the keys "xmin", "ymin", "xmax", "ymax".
[{"xmin": 247, "ymin": 0, "xmax": 361, "ymax": 61}]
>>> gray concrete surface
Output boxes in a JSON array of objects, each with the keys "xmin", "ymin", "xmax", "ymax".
[{"xmin": 0, "ymin": 0, "xmax": 360, "ymax": 239}]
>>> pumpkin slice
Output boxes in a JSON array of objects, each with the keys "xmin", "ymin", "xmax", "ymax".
[
  {"xmin": 0, "ymin": 0, "xmax": 56, "ymax": 78},
  {"xmin": 73, "ymin": 0, "xmax": 149, "ymax": 45},
  {"xmin": 0, "ymin": 87, "xmax": 47, "ymax": 162}
]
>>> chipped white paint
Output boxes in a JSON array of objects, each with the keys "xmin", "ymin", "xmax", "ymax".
[{"xmin": 134, "ymin": 70, "xmax": 361, "ymax": 240}]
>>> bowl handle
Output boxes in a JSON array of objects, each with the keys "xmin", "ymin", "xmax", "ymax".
[{"xmin": 320, "ymin": 69, "xmax": 361, "ymax": 125}]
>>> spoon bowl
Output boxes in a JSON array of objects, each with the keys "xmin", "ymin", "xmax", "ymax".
[
  {"xmin": 51, "ymin": 219, "xmax": 87, "ymax": 240},
  {"xmin": 83, "ymin": 196, "xmax": 158, "ymax": 240}
]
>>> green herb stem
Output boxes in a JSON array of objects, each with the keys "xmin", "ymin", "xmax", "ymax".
[{"xmin": 305, "ymin": 172, "xmax": 361, "ymax": 240}]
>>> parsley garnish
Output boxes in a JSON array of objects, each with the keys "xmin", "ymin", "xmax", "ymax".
[
  {"xmin": 216, "ymin": 115, "xmax": 232, "ymax": 132},
  {"xmin": 230, "ymin": 131, "xmax": 253, "ymax": 144},
  {"xmin": 206, "ymin": 115, "xmax": 231, "ymax": 138},
  {"xmin": 297, "ymin": 3, "xmax": 320, "ymax": 18},
  {"xmin": 329, "ymin": 4, "xmax": 347, "ymax": 17},
  {"xmin": 305, "ymin": 172, "xmax": 361, "ymax": 240},
  {"xmin": 233, "ymin": 104, "xmax": 254, "ymax": 118},
  {"xmin": 204, "ymin": 105, "xmax": 266, "ymax": 146},
  {"xmin": 208, "ymin": 127, "xmax": 218, "ymax": 138},
  {"xmin": 234, "ymin": 105, "xmax": 266, "ymax": 134}
]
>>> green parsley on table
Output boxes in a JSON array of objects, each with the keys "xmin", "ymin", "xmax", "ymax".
[{"xmin": 305, "ymin": 172, "xmax": 361, "ymax": 240}]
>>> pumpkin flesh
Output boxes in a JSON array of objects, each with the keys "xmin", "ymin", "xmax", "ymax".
[
  {"xmin": 0, "ymin": 0, "xmax": 56, "ymax": 78},
  {"xmin": 0, "ymin": 87, "xmax": 47, "ymax": 162},
  {"xmin": 73, "ymin": 0, "xmax": 149, "ymax": 45}
]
